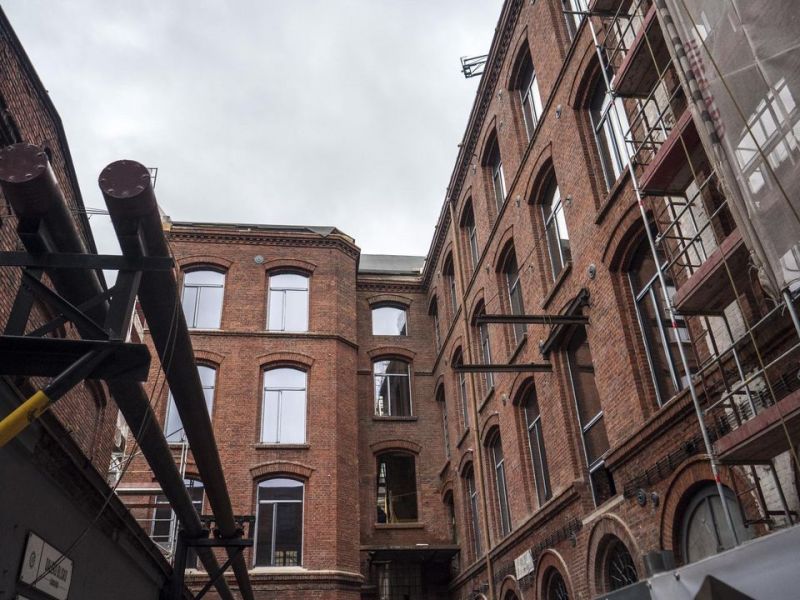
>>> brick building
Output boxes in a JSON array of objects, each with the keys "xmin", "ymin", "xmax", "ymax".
[{"xmin": 123, "ymin": 1, "xmax": 800, "ymax": 599}]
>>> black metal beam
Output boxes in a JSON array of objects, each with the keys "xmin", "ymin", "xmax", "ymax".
[
  {"xmin": 193, "ymin": 546, "xmax": 245, "ymax": 600},
  {"xmin": 454, "ymin": 363, "xmax": 552, "ymax": 373},
  {"xmin": 0, "ymin": 251, "xmax": 174, "ymax": 271},
  {"xmin": 474, "ymin": 314, "xmax": 589, "ymax": 326}
]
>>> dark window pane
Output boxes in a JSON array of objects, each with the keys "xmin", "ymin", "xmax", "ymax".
[
  {"xmin": 259, "ymin": 478, "xmax": 304, "ymax": 501},
  {"xmin": 274, "ymin": 503, "xmax": 302, "ymax": 566},
  {"xmin": 590, "ymin": 465, "xmax": 616, "ymax": 506},
  {"xmin": 255, "ymin": 502, "xmax": 275, "ymax": 566},
  {"xmin": 583, "ymin": 417, "xmax": 610, "ymax": 464},
  {"xmin": 377, "ymin": 454, "xmax": 418, "ymax": 523}
]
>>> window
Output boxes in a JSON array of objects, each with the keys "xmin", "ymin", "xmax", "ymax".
[
  {"xmin": 255, "ymin": 478, "xmax": 303, "ymax": 566},
  {"xmin": 629, "ymin": 237, "xmax": 695, "ymax": 405},
  {"xmin": 603, "ymin": 538, "xmax": 639, "ymax": 592},
  {"xmin": 544, "ymin": 568, "xmax": 570, "ymax": 600},
  {"xmin": 444, "ymin": 255, "xmax": 458, "ymax": 317},
  {"xmin": 430, "ymin": 299, "xmax": 442, "ymax": 351},
  {"xmin": 376, "ymin": 453, "xmax": 418, "ymax": 523},
  {"xmin": 437, "ymin": 388, "xmax": 451, "ymax": 460},
  {"xmin": 267, "ymin": 272, "xmax": 309, "ymax": 332},
  {"xmin": 373, "ymin": 359, "xmax": 412, "ymax": 416},
  {"xmin": 454, "ymin": 350, "xmax": 470, "ymax": 429},
  {"xmin": 490, "ymin": 434, "xmax": 511, "ymax": 537},
  {"xmin": 181, "ymin": 269, "xmax": 224, "ymax": 329},
  {"xmin": 542, "ymin": 179, "xmax": 571, "ymax": 279},
  {"xmin": 503, "ymin": 249, "xmax": 527, "ymax": 344},
  {"xmin": 680, "ymin": 484, "xmax": 753, "ymax": 564},
  {"xmin": 566, "ymin": 327, "xmax": 615, "ymax": 506},
  {"xmin": 563, "ymin": 0, "xmax": 588, "ymax": 40},
  {"xmin": 465, "ymin": 467, "xmax": 482, "ymax": 558},
  {"xmin": 589, "ymin": 78, "xmax": 630, "ymax": 190},
  {"xmin": 444, "ymin": 492, "xmax": 457, "ymax": 544},
  {"xmin": 475, "ymin": 304, "xmax": 494, "ymax": 392},
  {"xmin": 152, "ymin": 478, "xmax": 204, "ymax": 567},
  {"xmin": 487, "ymin": 140, "xmax": 506, "ymax": 212},
  {"xmin": 165, "ymin": 365, "xmax": 215, "ymax": 443},
  {"xmin": 261, "ymin": 367, "xmax": 307, "ymax": 444},
  {"xmin": 372, "ymin": 304, "xmax": 408, "ymax": 336},
  {"xmin": 523, "ymin": 385, "xmax": 552, "ymax": 505},
  {"xmin": 462, "ymin": 202, "xmax": 480, "ymax": 272},
  {"xmin": 518, "ymin": 54, "xmax": 544, "ymax": 140}
]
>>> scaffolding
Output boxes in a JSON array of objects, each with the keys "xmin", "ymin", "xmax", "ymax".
[{"xmin": 577, "ymin": 0, "xmax": 800, "ymax": 547}]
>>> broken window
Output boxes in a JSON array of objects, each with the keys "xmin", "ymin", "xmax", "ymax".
[
  {"xmin": 181, "ymin": 269, "xmax": 225, "ymax": 329},
  {"xmin": 376, "ymin": 453, "xmax": 418, "ymax": 523}
]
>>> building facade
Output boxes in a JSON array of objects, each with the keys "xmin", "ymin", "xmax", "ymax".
[{"xmin": 124, "ymin": 1, "xmax": 800, "ymax": 599}]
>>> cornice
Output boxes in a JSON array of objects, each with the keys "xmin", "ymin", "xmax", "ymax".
[{"xmin": 356, "ymin": 279, "xmax": 424, "ymax": 294}]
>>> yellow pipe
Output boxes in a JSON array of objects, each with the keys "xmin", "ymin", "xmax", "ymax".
[{"xmin": 0, "ymin": 390, "xmax": 51, "ymax": 447}]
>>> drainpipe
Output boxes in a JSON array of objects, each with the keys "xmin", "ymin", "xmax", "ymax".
[
  {"xmin": 0, "ymin": 143, "xmax": 235, "ymax": 600},
  {"xmin": 99, "ymin": 159, "xmax": 254, "ymax": 600}
]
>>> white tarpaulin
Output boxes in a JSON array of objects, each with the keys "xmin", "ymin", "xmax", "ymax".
[{"xmin": 663, "ymin": 0, "xmax": 800, "ymax": 294}]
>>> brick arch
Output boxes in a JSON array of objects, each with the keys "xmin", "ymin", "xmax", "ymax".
[
  {"xmin": 440, "ymin": 476, "xmax": 455, "ymax": 502},
  {"xmin": 250, "ymin": 460, "xmax": 314, "ymax": 481},
  {"xmin": 524, "ymin": 145, "xmax": 556, "ymax": 205},
  {"xmin": 177, "ymin": 255, "xmax": 233, "ymax": 270},
  {"xmin": 469, "ymin": 291, "xmax": 487, "ymax": 323},
  {"xmin": 567, "ymin": 43, "xmax": 602, "ymax": 110},
  {"xmin": 256, "ymin": 351, "xmax": 314, "ymax": 369},
  {"xmin": 585, "ymin": 514, "xmax": 645, "ymax": 597},
  {"xmin": 434, "ymin": 375, "xmax": 445, "ymax": 397},
  {"xmin": 492, "ymin": 227, "xmax": 517, "ymax": 272},
  {"xmin": 85, "ymin": 379, "xmax": 108, "ymax": 408},
  {"xmin": 366, "ymin": 294, "xmax": 412, "ymax": 308},
  {"xmin": 366, "ymin": 346, "xmax": 416, "ymax": 361},
  {"xmin": 369, "ymin": 439, "xmax": 421, "ymax": 455},
  {"xmin": 536, "ymin": 549, "xmax": 575, "ymax": 600},
  {"xmin": 601, "ymin": 198, "xmax": 648, "ymax": 271},
  {"xmin": 506, "ymin": 27, "xmax": 531, "ymax": 90},
  {"xmin": 193, "ymin": 348, "xmax": 226, "ymax": 366},
  {"xmin": 457, "ymin": 193, "xmax": 475, "ymax": 227},
  {"xmin": 479, "ymin": 118, "xmax": 500, "ymax": 166},
  {"xmin": 450, "ymin": 341, "xmax": 466, "ymax": 365},
  {"xmin": 458, "ymin": 450, "xmax": 475, "ymax": 476},
  {"xmin": 509, "ymin": 376, "xmax": 535, "ymax": 406},
  {"xmin": 498, "ymin": 575, "xmax": 522, "ymax": 599},
  {"xmin": 479, "ymin": 412, "xmax": 501, "ymax": 447},
  {"xmin": 262, "ymin": 257, "xmax": 316, "ymax": 274}
]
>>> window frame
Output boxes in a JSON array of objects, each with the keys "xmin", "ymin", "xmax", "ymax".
[
  {"xmin": 523, "ymin": 386, "xmax": 552, "ymax": 506},
  {"xmin": 261, "ymin": 366, "xmax": 308, "ymax": 444},
  {"xmin": 518, "ymin": 53, "xmax": 544, "ymax": 141},
  {"xmin": 541, "ymin": 179, "xmax": 571, "ymax": 280},
  {"xmin": 375, "ymin": 452, "xmax": 419, "ymax": 524},
  {"xmin": 371, "ymin": 303, "xmax": 409, "ymax": 336},
  {"xmin": 267, "ymin": 271, "xmax": 310, "ymax": 333},
  {"xmin": 254, "ymin": 477, "xmax": 304, "ymax": 567},
  {"xmin": 487, "ymin": 141, "xmax": 506, "ymax": 212},
  {"xmin": 372, "ymin": 358, "xmax": 413, "ymax": 417},
  {"xmin": 437, "ymin": 388, "xmax": 451, "ymax": 461},
  {"xmin": 589, "ymin": 78, "xmax": 630, "ymax": 190},
  {"xmin": 462, "ymin": 203, "xmax": 480, "ymax": 272},
  {"xmin": 181, "ymin": 268, "xmax": 225, "ymax": 329},
  {"xmin": 490, "ymin": 434, "xmax": 512, "ymax": 537},
  {"xmin": 465, "ymin": 467, "xmax": 482, "ymax": 559},
  {"xmin": 503, "ymin": 250, "xmax": 527, "ymax": 345},
  {"xmin": 165, "ymin": 364, "xmax": 216, "ymax": 444},
  {"xmin": 453, "ymin": 350, "xmax": 470, "ymax": 430},
  {"xmin": 444, "ymin": 255, "xmax": 458, "ymax": 317}
]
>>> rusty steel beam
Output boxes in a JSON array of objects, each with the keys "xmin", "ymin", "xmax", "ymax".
[
  {"xmin": 100, "ymin": 159, "xmax": 254, "ymax": 600},
  {"xmin": 0, "ymin": 144, "xmax": 235, "ymax": 600},
  {"xmin": 474, "ymin": 314, "xmax": 589, "ymax": 325}
]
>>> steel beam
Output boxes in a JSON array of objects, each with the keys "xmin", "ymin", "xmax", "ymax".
[
  {"xmin": 0, "ymin": 144, "xmax": 235, "ymax": 600},
  {"xmin": 474, "ymin": 314, "xmax": 589, "ymax": 325},
  {"xmin": 453, "ymin": 363, "xmax": 553, "ymax": 373},
  {"xmin": 100, "ymin": 159, "xmax": 254, "ymax": 600}
]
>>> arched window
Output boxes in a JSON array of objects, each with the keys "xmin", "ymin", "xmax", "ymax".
[
  {"xmin": 490, "ymin": 433, "xmax": 511, "ymax": 537},
  {"xmin": 474, "ymin": 302, "xmax": 494, "ymax": 393},
  {"xmin": 589, "ymin": 78, "xmax": 629, "ymax": 190},
  {"xmin": 255, "ymin": 478, "xmax": 304, "ymax": 566},
  {"xmin": 267, "ymin": 272, "xmax": 309, "ymax": 332},
  {"xmin": 628, "ymin": 236, "xmax": 695, "ymax": 406},
  {"xmin": 443, "ymin": 254, "xmax": 458, "ymax": 317},
  {"xmin": 541, "ymin": 177, "xmax": 571, "ymax": 279},
  {"xmin": 165, "ymin": 365, "xmax": 216, "ymax": 443},
  {"xmin": 462, "ymin": 201, "xmax": 480, "ymax": 272},
  {"xmin": 444, "ymin": 491, "xmax": 457, "ymax": 544},
  {"xmin": 376, "ymin": 452, "xmax": 418, "ymax": 523},
  {"xmin": 181, "ymin": 269, "xmax": 224, "ymax": 329},
  {"xmin": 544, "ymin": 567, "xmax": 570, "ymax": 600},
  {"xmin": 680, "ymin": 484, "xmax": 753, "ymax": 564},
  {"xmin": 372, "ymin": 304, "xmax": 408, "ymax": 336},
  {"xmin": 566, "ymin": 327, "xmax": 614, "ymax": 506},
  {"xmin": 602, "ymin": 537, "xmax": 639, "ymax": 591},
  {"xmin": 437, "ymin": 387, "xmax": 451, "ymax": 460},
  {"xmin": 453, "ymin": 349, "xmax": 470, "ymax": 429},
  {"xmin": 261, "ymin": 367, "xmax": 307, "ymax": 443},
  {"xmin": 502, "ymin": 247, "xmax": 526, "ymax": 344},
  {"xmin": 464, "ymin": 465, "xmax": 482, "ymax": 559},
  {"xmin": 523, "ymin": 384, "xmax": 552, "ymax": 506},
  {"xmin": 430, "ymin": 298, "xmax": 442, "ymax": 351},
  {"xmin": 485, "ymin": 137, "xmax": 506, "ymax": 212},
  {"xmin": 373, "ymin": 359, "xmax": 412, "ymax": 416},
  {"xmin": 516, "ymin": 51, "xmax": 544, "ymax": 140}
]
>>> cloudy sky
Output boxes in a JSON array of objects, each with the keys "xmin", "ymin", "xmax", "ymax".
[{"xmin": 3, "ymin": 1, "xmax": 501, "ymax": 258}]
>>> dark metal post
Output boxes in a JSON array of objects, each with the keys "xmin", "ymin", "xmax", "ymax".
[{"xmin": 170, "ymin": 530, "xmax": 189, "ymax": 600}]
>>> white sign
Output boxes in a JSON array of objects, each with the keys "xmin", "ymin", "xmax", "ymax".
[
  {"xmin": 18, "ymin": 532, "xmax": 73, "ymax": 600},
  {"xmin": 514, "ymin": 549, "xmax": 535, "ymax": 580}
]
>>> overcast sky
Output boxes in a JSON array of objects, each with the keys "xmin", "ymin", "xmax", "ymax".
[{"xmin": 3, "ymin": 1, "xmax": 501, "ymax": 258}]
